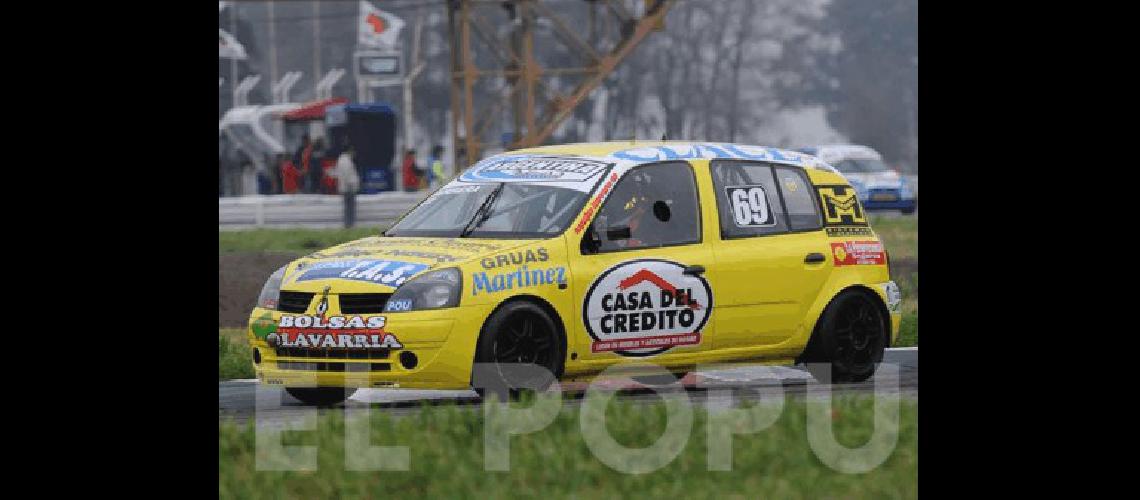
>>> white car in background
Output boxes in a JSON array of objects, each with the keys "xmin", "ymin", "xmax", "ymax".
[{"xmin": 796, "ymin": 144, "xmax": 916, "ymax": 214}]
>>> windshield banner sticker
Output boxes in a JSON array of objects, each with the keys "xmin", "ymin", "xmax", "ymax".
[
  {"xmin": 583, "ymin": 259, "xmax": 713, "ymax": 357},
  {"xmin": 459, "ymin": 154, "xmax": 610, "ymax": 189},
  {"xmin": 291, "ymin": 259, "xmax": 429, "ymax": 286}
]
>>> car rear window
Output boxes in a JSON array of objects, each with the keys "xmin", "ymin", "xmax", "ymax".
[
  {"xmin": 711, "ymin": 161, "xmax": 788, "ymax": 237},
  {"xmin": 774, "ymin": 167, "xmax": 822, "ymax": 231},
  {"xmin": 711, "ymin": 161, "xmax": 822, "ymax": 238}
]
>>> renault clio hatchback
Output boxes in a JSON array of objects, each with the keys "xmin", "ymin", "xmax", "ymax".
[{"xmin": 248, "ymin": 142, "xmax": 902, "ymax": 405}]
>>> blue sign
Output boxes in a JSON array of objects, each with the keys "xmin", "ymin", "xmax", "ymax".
[{"xmin": 361, "ymin": 167, "xmax": 393, "ymax": 193}]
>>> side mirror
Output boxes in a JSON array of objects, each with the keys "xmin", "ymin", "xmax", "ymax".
[{"xmin": 581, "ymin": 224, "xmax": 603, "ymax": 254}]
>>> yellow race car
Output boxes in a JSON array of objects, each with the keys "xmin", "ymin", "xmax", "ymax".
[{"xmin": 247, "ymin": 141, "xmax": 902, "ymax": 405}]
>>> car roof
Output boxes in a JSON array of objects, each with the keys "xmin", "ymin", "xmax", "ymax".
[
  {"xmin": 511, "ymin": 140, "xmax": 811, "ymax": 163},
  {"xmin": 454, "ymin": 141, "xmax": 847, "ymax": 193}
]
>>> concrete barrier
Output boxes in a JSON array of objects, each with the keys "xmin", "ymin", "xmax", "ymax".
[{"xmin": 219, "ymin": 192, "xmax": 429, "ymax": 230}]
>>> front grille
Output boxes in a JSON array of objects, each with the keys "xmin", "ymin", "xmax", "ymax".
[
  {"xmin": 338, "ymin": 293, "xmax": 392, "ymax": 314},
  {"xmin": 275, "ymin": 347, "xmax": 391, "ymax": 360},
  {"xmin": 277, "ymin": 361, "xmax": 391, "ymax": 372},
  {"xmin": 278, "ymin": 291, "xmax": 314, "ymax": 313}
]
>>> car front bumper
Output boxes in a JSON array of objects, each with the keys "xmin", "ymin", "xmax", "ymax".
[
  {"xmin": 246, "ymin": 304, "xmax": 491, "ymax": 390},
  {"xmin": 860, "ymin": 188, "xmax": 916, "ymax": 211},
  {"xmin": 863, "ymin": 198, "xmax": 916, "ymax": 211}
]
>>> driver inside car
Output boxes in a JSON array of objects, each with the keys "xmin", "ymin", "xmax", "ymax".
[{"xmin": 611, "ymin": 172, "xmax": 663, "ymax": 249}]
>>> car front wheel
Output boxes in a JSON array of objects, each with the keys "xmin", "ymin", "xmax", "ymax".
[
  {"xmin": 801, "ymin": 290, "xmax": 888, "ymax": 383},
  {"xmin": 472, "ymin": 301, "xmax": 564, "ymax": 398}
]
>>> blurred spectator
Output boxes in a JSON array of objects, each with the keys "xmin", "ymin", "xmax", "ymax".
[
  {"xmin": 240, "ymin": 161, "xmax": 258, "ymax": 196},
  {"xmin": 333, "ymin": 144, "xmax": 361, "ymax": 227},
  {"xmin": 271, "ymin": 153, "xmax": 284, "ymax": 194},
  {"xmin": 256, "ymin": 167, "xmax": 272, "ymax": 195},
  {"xmin": 280, "ymin": 155, "xmax": 301, "ymax": 194},
  {"xmin": 295, "ymin": 134, "xmax": 313, "ymax": 193},
  {"xmin": 429, "ymin": 145, "xmax": 445, "ymax": 188},
  {"xmin": 401, "ymin": 149, "xmax": 421, "ymax": 192},
  {"xmin": 320, "ymin": 141, "xmax": 338, "ymax": 194},
  {"xmin": 293, "ymin": 134, "xmax": 310, "ymax": 171},
  {"xmin": 306, "ymin": 137, "xmax": 326, "ymax": 194}
]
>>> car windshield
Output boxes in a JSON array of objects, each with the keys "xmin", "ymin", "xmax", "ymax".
[
  {"xmin": 833, "ymin": 158, "xmax": 890, "ymax": 174},
  {"xmin": 385, "ymin": 182, "xmax": 591, "ymax": 238}
]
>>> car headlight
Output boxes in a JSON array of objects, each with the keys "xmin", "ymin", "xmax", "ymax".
[
  {"xmin": 257, "ymin": 265, "xmax": 287, "ymax": 310},
  {"xmin": 385, "ymin": 267, "xmax": 462, "ymax": 312}
]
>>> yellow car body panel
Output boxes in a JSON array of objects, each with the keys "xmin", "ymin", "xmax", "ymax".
[{"xmin": 247, "ymin": 142, "xmax": 902, "ymax": 390}]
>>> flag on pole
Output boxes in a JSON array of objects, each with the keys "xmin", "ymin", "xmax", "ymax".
[
  {"xmin": 219, "ymin": 28, "xmax": 247, "ymax": 60},
  {"xmin": 358, "ymin": 0, "xmax": 405, "ymax": 48}
]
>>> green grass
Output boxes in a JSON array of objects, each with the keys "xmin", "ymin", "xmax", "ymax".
[
  {"xmin": 896, "ymin": 312, "xmax": 918, "ymax": 347},
  {"xmin": 219, "ymin": 228, "xmax": 385, "ymax": 254},
  {"xmin": 870, "ymin": 215, "xmax": 918, "ymax": 346},
  {"xmin": 869, "ymin": 215, "xmax": 917, "ymax": 261},
  {"xmin": 220, "ymin": 328, "xmax": 254, "ymax": 380},
  {"xmin": 895, "ymin": 271, "xmax": 918, "ymax": 312},
  {"xmin": 219, "ymin": 396, "xmax": 917, "ymax": 498}
]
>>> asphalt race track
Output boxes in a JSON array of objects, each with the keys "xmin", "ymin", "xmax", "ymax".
[{"xmin": 220, "ymin": 348, "xmax": 916, "ymax": 425}]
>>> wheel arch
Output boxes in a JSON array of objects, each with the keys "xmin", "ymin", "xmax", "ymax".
[
  {"xmin": 797, "ymin": 283, "xmax": 891, "ymax": 363},
  {"xmin": 473, "ymin": 294, "xmax": 569, "ymax": 376}
]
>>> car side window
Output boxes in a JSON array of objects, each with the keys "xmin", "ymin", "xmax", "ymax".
[
  {"xmin": 584, "ymin": 161, "xmax": 701, "ymax": 253},
  {"xmin": 711, "ymin": 160, "xmax": 788, "ymax": 237},
  {"xmin": 774, "ymin": 166, "xmax": 822, "ymax": 231}
]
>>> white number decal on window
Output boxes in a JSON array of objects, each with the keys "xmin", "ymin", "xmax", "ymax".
[{"xmin": 726, "ymin": 185, "xmax": 774, "ymax": 227}]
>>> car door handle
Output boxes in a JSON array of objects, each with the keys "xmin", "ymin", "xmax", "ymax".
[
  {"xmin": 804, "ymin": 253, "xmax": 826, "ymax": 264},
  {"xmin": 683, "ymin": 265, "xmax": 706, "ymax": 276}
]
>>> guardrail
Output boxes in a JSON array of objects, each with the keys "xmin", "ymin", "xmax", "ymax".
[{"xmin": 219, "ymin": 192, "xmax": 429, "ymax": 230}]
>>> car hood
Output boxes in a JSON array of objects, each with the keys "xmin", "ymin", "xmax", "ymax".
[{"xmin": 277, "ymin": 236, "xmax": 537, "ymax": 293}]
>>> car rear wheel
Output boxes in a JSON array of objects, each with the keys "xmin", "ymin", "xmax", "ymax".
[
  {"xmin": 472, "ymin": 301, "xmax": 564, "ymax": 398},
  {"xmin": 802, "ymin": 290, "xmax": 887, "ymax": 383},
  {"xmin": 285, "ymin": 387, "xmax": 358, "ymax": 406}
]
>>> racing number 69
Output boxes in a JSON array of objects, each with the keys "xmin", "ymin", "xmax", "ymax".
[{"xmin": 729, "ymin": 186, "xmax": 771, "ymax": 226}]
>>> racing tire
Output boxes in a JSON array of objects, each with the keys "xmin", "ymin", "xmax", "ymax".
[
  {"xmin": 285, "ymin": 387, "xmax": 357, "ymax": 406},
  {"xmin": 472, "ymin": 301, "xmax": 564, "ymax": 400},
  {"xmin": 800, "ymin": 289, "xmax": 888, "ymax": 384}
]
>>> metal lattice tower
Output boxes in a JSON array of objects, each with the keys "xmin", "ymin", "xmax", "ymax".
[{"xmin": 446, "ymin": 0, "xmax": 673, "ymax": 168}]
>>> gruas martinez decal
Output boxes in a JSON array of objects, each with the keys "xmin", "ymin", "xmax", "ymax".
[
  {"xmin": 583, "ymin": 259, "xmax": 713, "ymax": 357},
  {"xmin": 266, "ymin": 314, "xmax": 403, "ymax": 349},
  {"xmin": 480, "ymin": 248, "xmax": 550, "ymax": 269}
]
